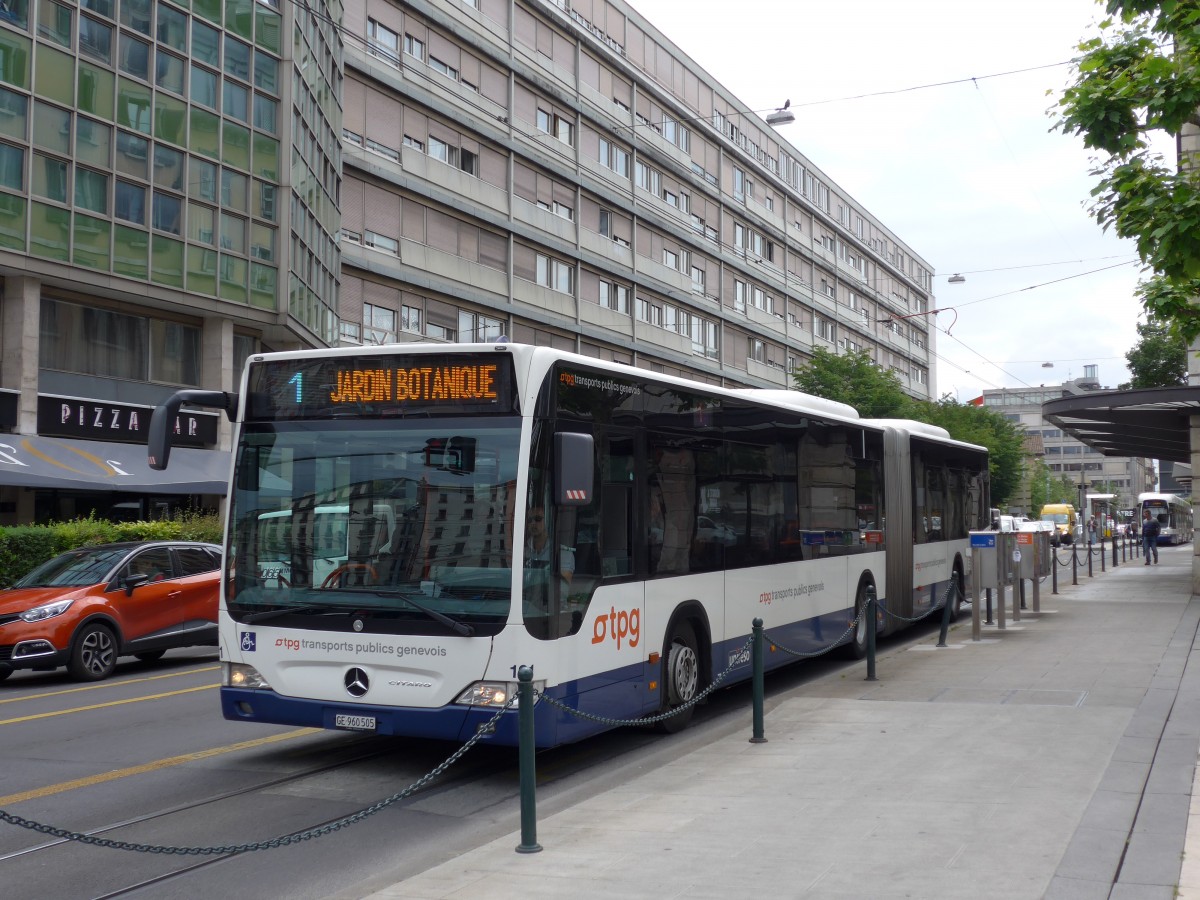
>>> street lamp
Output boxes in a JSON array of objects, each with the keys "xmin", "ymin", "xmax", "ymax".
[
  {"xmin": 947, "ymin": 273, "xmax": 966, "ymax": 284},
  {"xmin": 766, "ymin": 100, "xmax": 794, "ymax": 127}
]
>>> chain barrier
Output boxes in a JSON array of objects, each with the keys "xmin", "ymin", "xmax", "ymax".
[
  {"xmin": 535, "ymin": 635, "xmax": 754, "ymax": 728},
  {"xmin": 761, "ymin": 602, "xmax": 867, "ymax": 660},
  {"xmin": 877, "ymin": 579, "xmax": 958, "ymax": 626},
  {"xmin": 0, "ymin": 698, "xmax": 515, "ymax": 855}
]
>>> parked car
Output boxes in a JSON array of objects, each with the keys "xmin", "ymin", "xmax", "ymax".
[
  {"xmin": 0, "ymin": 541, "xmax": 221, "ymax": 682},
  {"xmin": 1017, "ymin": 519, "xmax": 1055, "ymax": 536},
  {"xmin": 695, "ymin": 515, "xmax": 738, "ymax": 545}
]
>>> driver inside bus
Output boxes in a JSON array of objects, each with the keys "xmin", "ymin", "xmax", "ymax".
[{"xmin": 525, "ymin": 506, "xmax": 574, "ymax": 591}]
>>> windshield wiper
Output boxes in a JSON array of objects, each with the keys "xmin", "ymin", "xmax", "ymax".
[
  {"xmin": 364, "ymin": 589, "xmax": 475, "ymax": 637},
  {"xmin": 241, "ymin": 604, "xmax": 350, "ymax": 624}
]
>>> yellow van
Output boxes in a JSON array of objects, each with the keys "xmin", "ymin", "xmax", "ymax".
[{"xmin": 1040, "ymin": 503, "xmax": 1077, "ymax": 546}]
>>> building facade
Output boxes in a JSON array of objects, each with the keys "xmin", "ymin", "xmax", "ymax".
[
  {"xmin": 982, "ymin": 366, "xmax": 1156, "ymax": 516},
  {"xmin": 0, "ymin": 0, "xmax": 341, "ymax": 522},
  {"xmin": 0, "ymin": 0, "xmax": 936, "ymax": 524},
  {"xmin": 337, "ymin": 0, "xmax": 937, "ymax": 391}
]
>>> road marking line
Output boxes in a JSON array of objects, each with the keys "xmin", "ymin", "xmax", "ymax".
[
  {"xmin": 0, "ymin": 666, "xmax": 221, "ymax": 706},
  {"xmin": 0, "ymin": 728, "xmax": 321, "ymax": 806},
  {"xmin": 0, "ymin": 684, "xmax": 218, "ymax": 725}
]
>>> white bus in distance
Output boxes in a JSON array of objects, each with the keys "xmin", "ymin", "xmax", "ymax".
[
  {"xmin": 148, "ymin": 344, "xmax": 989, "ymax": 748},
  {"xmin": 1139, "ymin": 492, "xmax": 1194, "ymax": 546}
]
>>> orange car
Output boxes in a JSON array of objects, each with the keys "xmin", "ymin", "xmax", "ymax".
[{"xmin": 0, "ymin": 541, "xmax": 221, "ymax": 682}]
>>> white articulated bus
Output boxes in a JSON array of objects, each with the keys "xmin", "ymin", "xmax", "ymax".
[
  {"xmin": 1139, "ymin": 492, "xmax": 1194, "ymax": 545},
  {"xmin": 148, "ymin": 344, "xmax": 989, "ymax": 748}
]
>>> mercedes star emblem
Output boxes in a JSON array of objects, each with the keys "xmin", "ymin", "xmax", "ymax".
[{"xmin": 344, "ymin": 667, "xmax": 370, "ymax": 698}]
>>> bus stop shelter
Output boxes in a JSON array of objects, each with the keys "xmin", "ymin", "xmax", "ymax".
[{"xmin": 1042, "ymin": 385, "xmax": 1200, "ymax": 464}]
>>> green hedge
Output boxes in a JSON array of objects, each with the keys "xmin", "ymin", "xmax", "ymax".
[{"xmin": 0, "ymin": 513, "xmax": 224, "ymax": 588}]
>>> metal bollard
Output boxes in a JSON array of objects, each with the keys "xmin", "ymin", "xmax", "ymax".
[
  {"xmin": 936, "ymin": 582, "xmax": 952, "ymax": 647},
  {"xmin": 985, "ymin": 587, "xmax": 994, "ymax": 625},
  {"xmin": 1072, "ymin": 543, "xmax": 1078, "ymax": 585},
  {"xmin": 1113, "ymin": 539, "xmax": 1118, "ymax": 568},
  {"xmin": 865, "ymin": 586, "xmax": 877, "ymax": 682},
  {"xmin": 1052, "ymin": 544, "xmax": 1059, "ymax": 594},
  {"xmin": 971, "ymin": 549, "xmax": 983, "ymax": 641},
  {"xmin": 750, "ymin": 618, "xmax": 766, "ymax": 743},
  {"xmin": 1088, "ymin": 544, "xmax": 1093, "ymax": 577},
  {"xmin": 1100, "ymin": 538, "xmax": 1106, "ymax": 572},
  {"xmin": 515, "ymin": 666, "xmax": 542, "ymax": 854},
  {"xmin": 1032, "ymin": 539, "xmax": 1041, "ymax": 613}
]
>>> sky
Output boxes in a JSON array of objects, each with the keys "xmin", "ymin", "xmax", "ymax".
[{"xmin": 630, "ymin": 0, "xmax": 1155, "ymax": 402}]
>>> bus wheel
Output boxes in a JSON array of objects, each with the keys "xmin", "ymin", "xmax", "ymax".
[
  {"xmin": 845, "ymin": 581, "xmax": 872, "ymax": 660},
  {"xmin": 657, "ymin": 621, "xmax": 699, "ymax": 733},
  {"xmin": 947, "ymin": 567, "xmax": 965, "ymax": 622}
]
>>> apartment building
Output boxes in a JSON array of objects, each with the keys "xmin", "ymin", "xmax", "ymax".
[
  {"xmin": 0, "ymin": 0, "xmax": 935, "ymax": 523},
  {"xmin": 338, "ymin": 0, "xmax": 936, "ymax": 385},
  {"xmin": 981, "ymin": 366, "xmax": 1156, "ymax": 513}
]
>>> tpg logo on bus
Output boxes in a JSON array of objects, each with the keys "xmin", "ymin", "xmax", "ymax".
[{"xmin": 591, "ymin": 606, "xmax": 640, "ymax": 649}]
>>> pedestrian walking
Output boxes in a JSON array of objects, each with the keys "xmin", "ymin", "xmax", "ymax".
[
  {"xmin": 1141, "ymin": 508, "xmax": 1161, "ymax": 565},
  {"xmin": 1087, "ymin": 516, "xmax": 1098, "ymax": 546}
]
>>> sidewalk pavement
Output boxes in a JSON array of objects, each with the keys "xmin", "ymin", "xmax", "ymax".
[{"xmin": 366, "ymin": 542, "xmax": 1200, "ymax": 900}]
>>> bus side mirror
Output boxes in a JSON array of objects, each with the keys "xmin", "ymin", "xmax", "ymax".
[
  {"xmin": 148, "ymin": 390, "xmax": 237, "ymax": 470},
  {"xmin": 554, "ymin": 432, "xmax": 593, "ymax": 506}
]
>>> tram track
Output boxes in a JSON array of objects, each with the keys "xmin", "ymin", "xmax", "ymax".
[
  {"xmin": 0, "ymin": 728, "xmax": 521, "ymax": 898},
  {"xmin": 0, "ymin": 623, "xmax": 939, "ymax": 898}
]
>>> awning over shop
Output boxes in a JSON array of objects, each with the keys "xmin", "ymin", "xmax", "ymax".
[
  {"xmin": 1042, "ymin": 386, "xmax": 1200, "ymax": 464},
  {"xmin": 0, "ymin": 435, "xmax": 230, "ymax": 494}
]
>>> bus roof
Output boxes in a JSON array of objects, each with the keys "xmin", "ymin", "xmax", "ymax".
[{"xmin": 241, "ymin": 343, "xmax": 986, "ymax": 454}]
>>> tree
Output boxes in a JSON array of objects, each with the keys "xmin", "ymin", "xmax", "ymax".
[
  {"xmin": 1054, "ymin": 2, "xmax": 1200, "ymax": 345},
  {"xmin": 791, "ymin": 348, "xmax": 912, "ymax": 418},
  {"xmin": 1125, "ymin": 315, "xmax": 1188, "ymax": 387}
]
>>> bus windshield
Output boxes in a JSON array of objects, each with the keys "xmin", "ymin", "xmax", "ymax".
[{"xmin": 227, "ymin": 417, "xmax": 521, "ymax": 631}]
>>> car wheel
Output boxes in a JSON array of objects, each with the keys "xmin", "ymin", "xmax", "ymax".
[
  {"xmin": 135, "ymin": 650, "xmax": 166, "ymax": 662},
  {"xmin": 68, "ymin": 623, "xmax": 118, "ymax": 681},
  {"xmin": 0, "ymin": 668, "xmax": 11, "ymax": 681}
]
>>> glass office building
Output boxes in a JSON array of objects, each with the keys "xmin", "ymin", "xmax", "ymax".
[{"xmin": 0, "ymin": 0, "xmax": 341, "ymax": 523}]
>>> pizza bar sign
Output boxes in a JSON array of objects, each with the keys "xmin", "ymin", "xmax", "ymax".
[{"xmin": 37, "ymin": 396, "xmax": 218, "ymax": 446}]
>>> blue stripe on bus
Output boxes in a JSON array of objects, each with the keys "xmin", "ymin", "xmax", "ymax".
[{"xmin": 220, "ymin": 599, "xmax": 933, "ymax": 747}]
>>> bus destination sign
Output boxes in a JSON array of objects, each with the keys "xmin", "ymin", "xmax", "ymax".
[
  {"xmin": 246, "ymin": 353, "xmax": 516, "ymax": 420},
  {"xmin": 329, "ymin": 363, "xmax": 498, "ymax": 404}
]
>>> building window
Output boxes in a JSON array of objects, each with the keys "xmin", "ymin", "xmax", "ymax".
[
  {"xmin": 599, "ymin": 279, "xmax": 629, "ymax": 314},
  {"xmin": 363, "ymin": 302, "xmax": 396, "ymax": 344},
  {"xmin": 363, "ymin": 231, "xmax": 398, "ymax": 255},
  {"xmin": 459, "ymin": 310, "xmax": 503, "ymax": 342},
  {"xmin": 429, "ymin": 56, "xmax": 458, "ymax": 80},
  {"xmin": 366, "ymin": 20, "xmax": 399, "ymax": 64},
  {"xmin": 403, "ymin": 34, "xmax": 425, "ymax": 61},
  {"xmin": 537, "ymin": 108, "xmax": 573, "ymax": 145},
  {"xmin": 598, "ymin": 138, "xmax": 629, "ymax": 177},
  {"xmin": 401, "ymin": 304, "xmax": 421, "ymax": 333},
  {"xmin": 40, "ymin": 299, "xmax": 200, "ymax": 386},
  {"xmin": 536, "ymin": 253, "xmax": 573, "ymax": 294}
]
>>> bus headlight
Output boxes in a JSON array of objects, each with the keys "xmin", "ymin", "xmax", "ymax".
[
  {"xmin": 455, "ymin": 681, "xmax": 521, "ymax": 707},
  {"xmin": 224, "ymin": 662, "xmax": 271, "ymax": 690}
]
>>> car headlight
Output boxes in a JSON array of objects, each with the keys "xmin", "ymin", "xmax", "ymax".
[
  {"xmin": 19, "ymin": 598, "xmax": 75, "ymax": 623},
  {"xmin": 224, "ymin": 662, "xmax": 271, "ymax": 690},
  {"xmin": 454, "ymin": 680, "xmax": 537, "ymax": 707}
]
